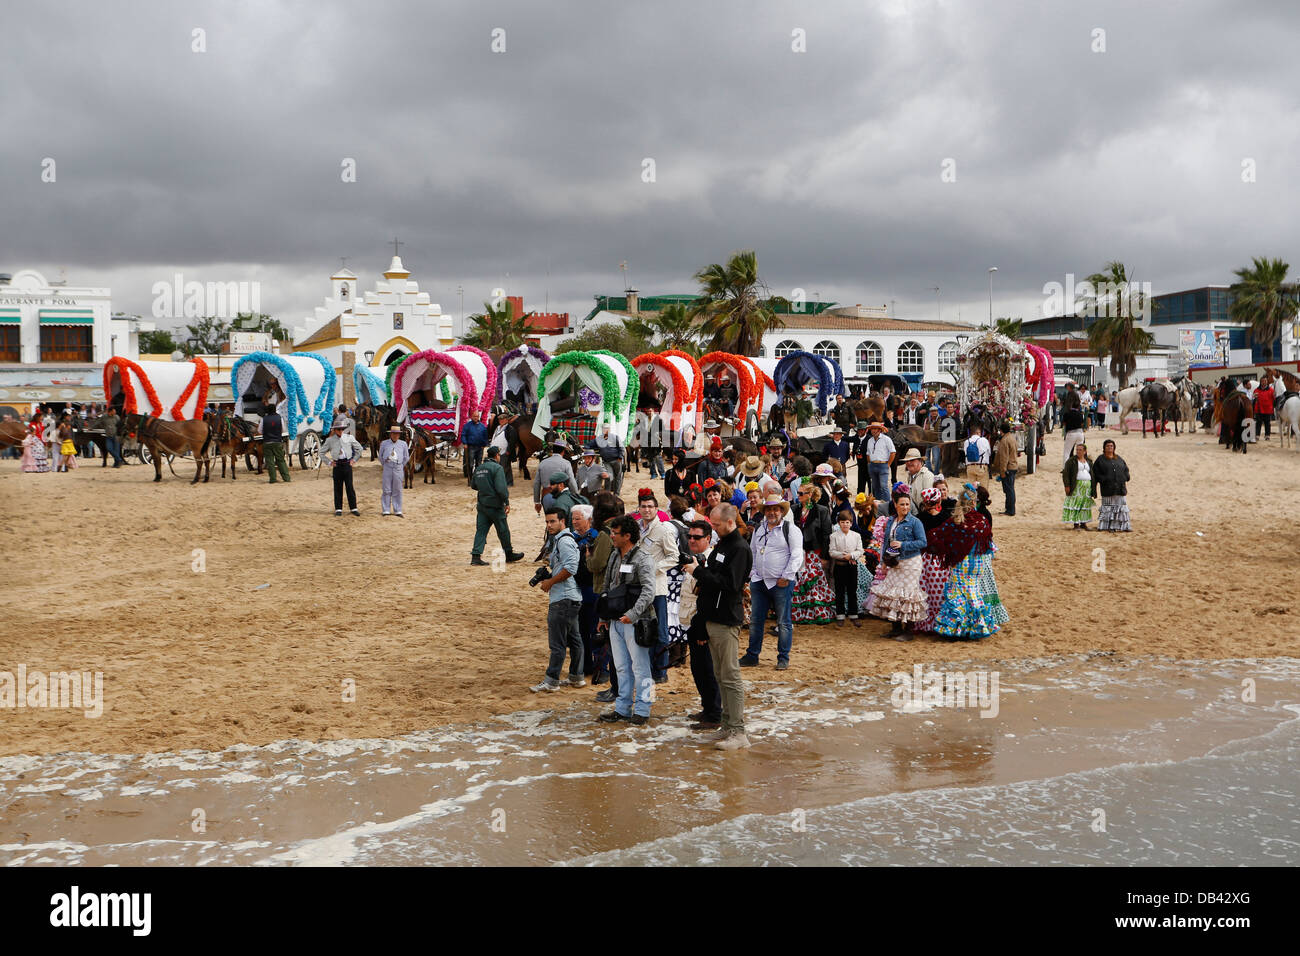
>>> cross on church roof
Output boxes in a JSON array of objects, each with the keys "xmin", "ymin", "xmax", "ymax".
[{"xmin": 391, "ymin": 239, "xmax": 403, "ymax": 257}]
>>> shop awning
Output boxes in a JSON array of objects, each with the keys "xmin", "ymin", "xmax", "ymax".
[
  {"xmin": 39, "ymin": 309, "xmax": 95, "ymax": 326},
  {"xmin": 0, "ymin": 308, "xmax": 20, "ymax": 324}
]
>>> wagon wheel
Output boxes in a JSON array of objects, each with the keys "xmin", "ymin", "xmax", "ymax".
[
  {"xmin": 299, "ymin": 430, "xmax": 322, "ymax": 470},
  {"xmin": 745, "ymin": 411, "xmax": 759, "ymax": 440},
  {"xmin": 138, "ymin": 443, "xmax": 153, "ymax": 466}
]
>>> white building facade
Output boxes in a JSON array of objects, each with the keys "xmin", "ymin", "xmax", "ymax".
[{"xmin": 291, "ymin": 256, "xmax": 454, "ymax": 373}]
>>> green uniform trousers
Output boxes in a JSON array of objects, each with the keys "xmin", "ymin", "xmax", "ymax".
[
  {"xmin": 473, "ymin": 505, "xmax": 512, "ymax": 556},
  {"xmin": 265, "ymin": 442, "xmax": 290, "ymax": 482}
]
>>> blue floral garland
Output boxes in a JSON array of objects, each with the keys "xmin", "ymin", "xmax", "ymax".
[
  {"xmin": 353, "ymin": 363, "xmax": 390, "ymax": 405},
  {"xmin": 775, "ymin": 350, "xmax": 843, "ymax": 414},
  {"xmin": 293, "ymin": 351, "xmax": 337, "ymax": 433}
]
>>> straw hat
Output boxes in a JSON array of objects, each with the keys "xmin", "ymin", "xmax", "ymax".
[
  {"xmin": 900, "ymin": 448, "xmax": 924, "ymax": 462},
  {"xmin": 739, "ymin": 455, "xmax": 765, "ymax": 479},
  {"xmin": 760, "ymin": 495, "xmax": 790, "ymax": 515},
  {"xmin": 866, "ymin": 421, "xmax": 888, "ymax": 431}
]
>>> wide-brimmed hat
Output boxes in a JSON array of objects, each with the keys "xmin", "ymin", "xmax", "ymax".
[
  {"xmin": 831, "ymin": 426, "xmax": 844, "ymax": 434},
  {"xmin": 855, "ymin": 420, "xmax": 870, "ymax": 429},
  {"xmin": 761, "ymin": 495, "xmax": 790, "ymax": 515},
  {"xmin": 552, "ymin": 438, "xmax": 568, "ymax": 450},
  {"xmin": 866, "ymin": 421, "xmax": 888, "ymax": 431},
  {"xmin": 767, "ymin": 436, "xmax": 785, "ymax": 448},
  {"xmin": 331, "ymin": 421, "xmax": 346, "ymax": 431},
  {"xmin": 739, "ymin": 455, "xmax": 764, "ymax": 478},
  {"xmin": 900, "ymin": 448, "xmax": 924, "ymax": 462},
  {"xmin": 813, "ymin": 463, "xmax": 835, "ymax": 477},
  {"xmin": 581, "ymin": 444, "xmax": 598, "ymax": 457},
  {"xmin": 388, "ymin": 424, "xmax": 401, "ymax": 433},
  {"xmin": 703, "ymin": 419, "xmax": 720, "ymax": 429}
]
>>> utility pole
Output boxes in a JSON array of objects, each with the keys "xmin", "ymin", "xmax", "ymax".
[{"xmin": 933, "ymin": 286, "xmax": 941, "ymax": 322}]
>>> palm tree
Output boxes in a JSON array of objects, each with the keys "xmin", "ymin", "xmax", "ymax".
[
  {"xmin": 1229, "ymin": 257, "xmax": 1297, "ymax": 359},
  {"xmin": 460, "ymin": 300, "xmax": 533, "ymax": 351},
  {"xmin": 1084, "ymin": 261, "xmax": 1154, "ymax": 388},
  {"xmin": 992, "ymin": 317, "xmax": 1023, "ymax": 338},
  {"xmin": 691, "ymin": 250, "xmax": 784, "ymax": 355},
  {"xmin": 627, "ymin": 303, "xmax": 702, "ymax": 354}
]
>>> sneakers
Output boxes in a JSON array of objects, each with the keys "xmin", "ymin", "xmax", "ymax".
[
  {"xmin": 506, "ymin": 551, "xmax": 525, "ymax": 562},
  {"xmin": 714, "ymin": 731, "xmax": 752, "ymax": 751},
  {"xmin": 529, "ymin": 680, "xmax": 560, "ymax": 693},
  {"xmin": 470, "ymin": 555, "xmax": 488, "ymax": 566},
  {"xmin": 597, "ymin": 711, "xmax": 628, "ymax": 723},
  {"xmin": 775, "ymin": 660, "xmax": 789, "ymax": 671},
  {"xmin": 566, "ymin": 676, "xmax": 587, "ymax": 688},
  {"xmin": 738, "ymin": 655, "xmax": 759, "ymax": 667},
  {"xmin": 595, "ymin": 689, "xmax": 616, "ymax": 703},
  {"xmin": 629, "ymin": 714, "xmax": 648, "ymax": 726}
]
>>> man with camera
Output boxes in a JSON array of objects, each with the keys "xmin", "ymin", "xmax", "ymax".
[
  {"xmin": 596, "ymin": 515, "xmax": 658, "ymax": 725},
  {"xmin": 530, "ymin": 507, "xmax": 584, "ymax": 693},
  {"xmin": 683, "ymin": 504, "xmax": 754, "ymax": 750}
]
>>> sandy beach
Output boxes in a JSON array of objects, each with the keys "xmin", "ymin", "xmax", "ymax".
[{"xmin": 1, "ymin": 427, "xmax": 1298, "ymax": 759}]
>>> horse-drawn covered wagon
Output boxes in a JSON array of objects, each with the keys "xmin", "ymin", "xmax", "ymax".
[
  {"xmin": 632, "ymin": 349, "xmax": 703, "ymax": 450},
  {"xmin": 231, "ymin": 350, "xmax": 337, "ymax": 470},
  {"xmin": 697, "ymin": 351, "xmax": 775, "ymax": 439},
  {"xmin": 391, "ymin": 345, "xmax": 498, "ymax": 482},
  {"xmin": 101, "ymin": 356, "xmax": 211, "ymax": 469},
  {"xmin": 772, "ymin": 350, "xmax": 844, "ymax": 438},
  {"xmin": 954, "ymin": 331, "xmax": 1050, "ymax": 474},
  {"xmin": 496, "ymin": 345, "xmax": 551, "ymax": 411},
  {"xmin": 532, "ymin": 350, "xmax": 639, "ymax": 450}
]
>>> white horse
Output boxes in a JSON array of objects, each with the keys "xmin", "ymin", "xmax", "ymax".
[
  {"xmin": 1173, "ymin": 377, "xmax": 1199, "ymax": 434},
  {"xmin": 1272, "ymin": 376, "xmax": 1300, "ymax": 450}
]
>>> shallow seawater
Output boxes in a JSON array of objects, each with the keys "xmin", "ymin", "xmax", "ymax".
[{"xmin": 1, "ymin": 655, "xmax": 1296, "ymax": 866}]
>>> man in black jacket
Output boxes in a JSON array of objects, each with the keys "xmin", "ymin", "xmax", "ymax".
[{"xmin": 685, "ymin": 504, "xmax": 754, "ymax": 751}]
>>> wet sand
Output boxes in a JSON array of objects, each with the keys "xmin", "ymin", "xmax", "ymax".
[
  {"xmin": 1, "ymin": 427, "xmax": 1298, "ymax": 759},
  {"xmin": 1, "ymin": 656, "xmax": 1296, "ymax": 865}
]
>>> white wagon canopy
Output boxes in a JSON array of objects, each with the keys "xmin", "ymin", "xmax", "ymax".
[
  {"xmin": 533, "ymin": 350, "xmax": 639, "ymax": 443},
  {"xmin": 102, "ymin": 357, "xmax": 210, "ymax": 421},
  {"xmin": 392, "ymin": 345, "xmax": 497, "ymax": 441},
  {"xmin": 352, "ymin": 363, "xmax": 391, "ymax": 407},
  {"xmin": 231, "ymin": 351, "xmax": 336, "ymax": 439},
  {"xmin": 497, "ymin": 345, "xmax": 551, "ymax": 409}
]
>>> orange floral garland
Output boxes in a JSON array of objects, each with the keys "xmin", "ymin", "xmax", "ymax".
[
  {"xmin": 103, "ymin": 357, "xmax": 164, "ymax": 417},
  {"xmin": 700, "ymin": 351, "xmax": 760, "ymax": 417},
  {"xmin": 632, "ymin": 352, "xmax": 694, "ymax": 431},
  {"xmin": 171, "ymin": 357, "xmax": 210, "ymax": 420}
]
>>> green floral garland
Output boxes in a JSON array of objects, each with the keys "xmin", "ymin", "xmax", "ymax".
[
  {"xmin": 592, "ymin": 350, "xmax": 639, "ymax": 440},
  {"xmin": 383, "ymin": 356, "xmax": 403, "ymax": 404}
]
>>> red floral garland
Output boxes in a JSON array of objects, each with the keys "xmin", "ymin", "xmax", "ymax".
[
  {"xmin": 700, "ymin": 351, "xmax": 761, "ymax": 417},
  {"xmin": 170, "ymin": 357, "xmax": 210, "ymax": 420},
  {"xmin": 660, "ymin": 349, "xmax": 704, "ymax": 418},
  {"xmin": 632, "ymin": 353, "xmax": 693, "ymax": 431},
  {"xmin": 103, "ymin": 357, "xmax": 164, "ymax": 417}
]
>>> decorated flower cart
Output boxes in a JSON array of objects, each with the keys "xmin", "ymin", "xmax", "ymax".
[
  {"xmin": 496, "ymin": 345, "xmax": 551, "ymax": 410},
  {"xmin": 392, "ymin": 345, "xmax": 498, "ymax": 443},
  {"xmin": 954, "ymin": 331, "xmax": 1053, "ymax": 474},
  {"xmin": 532, "ymin": 350, "xmax": 639, "ymax": 448},
  {"xmin": 352, "ymin": 362, "xmax": 390, "ymax": 407},
  {"xmin": 231, "ymin": 351, "xmax": 337, "ymax": 470},
  {"xmin": 698, "ymin": 351, "xmax": 775, "ymax": 439},
  {"xmin": 632, "ymin": 349, "xmax": 703, "ymax": 449},
  {"xmin": 772, "ymin": 350, "xmax": 844, "ymax": 438}
]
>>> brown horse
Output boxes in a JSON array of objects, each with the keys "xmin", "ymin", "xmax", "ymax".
[
  {"xmin": 124, "ymin": 413, "xmax": 213, "ymax": 482},
  {"xmin": 354, "ymin": 403, "xmax": 397, "ymax": 461},
  {"xmin": 405, "ymin": 424, "xmax": 441, "ymax": 487},
  {"xmin": 208, "ymin": 413, "xmax": 260, "ymax": 479},
  {"xmin": 0, "ymin": 419, "xmax": 28, "ymax": 453},
  {"xmin": 1214, "ymin": 380, "xmax": 1251, "ymax": 453},
  {"xmin": 502, "ymin": 411, "xmax": 543, "ymax": 483}
]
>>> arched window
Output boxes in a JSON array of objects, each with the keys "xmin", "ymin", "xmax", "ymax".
[
  {"xmin": 856, "ymin": 340, "xmax": 882, "ymax": 374},
  {"xmin": 897, "ymin": 341, "xmax": 924, "ymax": 374},
  {"xmin": 937, "ymin": 341, "xmax": 958, "ymax": 373},
  {"xmin": 774, "ymin": 340, "xmax": 802, "ymax": 358},
  {"xmin": 812, "ymin": 340, "xmax": 840, "ymax": 363}
]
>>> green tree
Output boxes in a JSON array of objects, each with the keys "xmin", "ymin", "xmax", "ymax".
[
  {"xmin": 183, "ymin": 317, "xmax": 233, "ymax": 355},
  {"xmin": 234, "ymin": 312, "xmax": 290, "ymax": 343},
  {"xmin": 991, "ymin": 317, "xmax": 1023, "ymax": 338},
  {"xmin": 460, "ymin": 299, "xmax": 533, "ymax": 351},
  {"xmin": 1083, "ymin": 261, "xmax": 1153, "ymax": 388},
  {"xmin": 556, "ymin": 323, "xmax": 650, "ymax": 360},
  {"xmin": 691, "ymin": 249, "xmax": 784, "ymax": 355},
  {"xmin": 138, "ymin": 329, "xmax": 179, "ymax": 354},
  {"xmin": 1229, "ymin": 257, "xmax": 1298, "ymax": 358},
  {"xmin": 627, "ymin": 303, "xmax": 702, "ymax": 354}
]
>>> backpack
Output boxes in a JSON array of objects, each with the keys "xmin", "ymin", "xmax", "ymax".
[
  {"xmin": 966, "ymin": 438, "xmax": 982, "ymax": 464},
  {"xmin": 757, "ymin": 519, "xmax": 803, "ymax": 576}
]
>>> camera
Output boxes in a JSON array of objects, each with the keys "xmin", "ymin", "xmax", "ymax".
[{"xmin": 528, "ymin": 567, "xmax": 550, "ymax": 588}]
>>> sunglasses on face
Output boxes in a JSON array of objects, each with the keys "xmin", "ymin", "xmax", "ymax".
[{"xmin": 687, "ymin": 533, "xmax": 708, "ymax": 540}]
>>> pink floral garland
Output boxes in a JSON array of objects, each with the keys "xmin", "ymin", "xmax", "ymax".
[{"xmin": 446, "ymin": 344, "xmax": 498, "ymax": 416}]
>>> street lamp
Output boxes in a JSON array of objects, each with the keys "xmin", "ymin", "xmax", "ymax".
[
  {"xmin": 456, "ymin": 285, "xmax": 464, "ymax": 339},
  {"xmin": 988, "ymin": 267, "xmax": 998, "ymax": 326},
  {"xmin": 364, "ymin": 350, "xmax": 375, "ymax": 366}
]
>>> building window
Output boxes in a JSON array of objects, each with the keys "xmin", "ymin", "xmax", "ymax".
[
  {"xmin": 393, "ymin": 312, "xmax": 404, "ymax": 330},
  {"xmin": 757, "ymin": 344, "xmax": 766, "ymax": 357},
  {"xmin": 937, "ymin": 341, "xmax": 958, "ymax": 373},
  {"xmin": 41, "ymin": 326, "xmax": 93, "ymax": 362},
  {"xmin": 0, "ymin": 327, "xmax": 19, "ymax": 362},
  {"xmin": 812, "ymin": 340, "xmax": 840, "ymax": 363},
  {"xmin": 773, "ymin": 339, "xmax": 801, "ymax": 358},
  {"xmin": 897, "ymin": 341, "xmax": 923, "ymax": 374},
  {"xmin": 856, "ymin": 340, "xmax": 882, "ymax": 373}
]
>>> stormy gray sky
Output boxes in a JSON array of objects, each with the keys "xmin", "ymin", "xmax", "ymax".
[{"xmin": 3, "ymin": 0, "xmax": 1299, "ymax": 335}]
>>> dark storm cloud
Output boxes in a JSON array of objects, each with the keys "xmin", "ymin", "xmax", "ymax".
[{"xmin": 3, "ymin": 0, "xmax": 1300, "ymax": 326}]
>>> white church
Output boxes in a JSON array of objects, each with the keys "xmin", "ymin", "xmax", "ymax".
[{"xmin": 291, "ymin": 254, "xmax": 454, "ymax": 375}]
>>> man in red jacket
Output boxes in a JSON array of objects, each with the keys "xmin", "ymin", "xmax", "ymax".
[{"xmin": 1255, "ymin": 382, "xmax": 1274, "ymax": 440}]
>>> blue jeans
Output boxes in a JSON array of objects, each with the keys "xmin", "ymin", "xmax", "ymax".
[
  {"xmin": 926, "ymin": 444, "xmax": 941, "ymax": 474},
  {"xmin": 609, "ymin": 620, "xmax": 653, "ymax": 717},
  {"xmin": 105, "ymin": 436, "xmax": 123, "ymax": 465},
  {"xmin": 747, "ymin": 578, "xmax": 794, "ymax": 663},
  {"xmin": 868, "ymin": 462, "xmax": 890, "ymax": 503},
  {"xmin": 651, "ymin": 594, "xmax": 669, "ymax": 679},
  {"xmin": 1002, "ymin": 468, "xmax": 1017, "ymax": 516},
  {"xmin": 648, "ymin": 452, "xmax": 664, "ymax": 478},
  {"xmin": 546, "ymin": 598, "xmax": 582, "ymax": 682}
]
